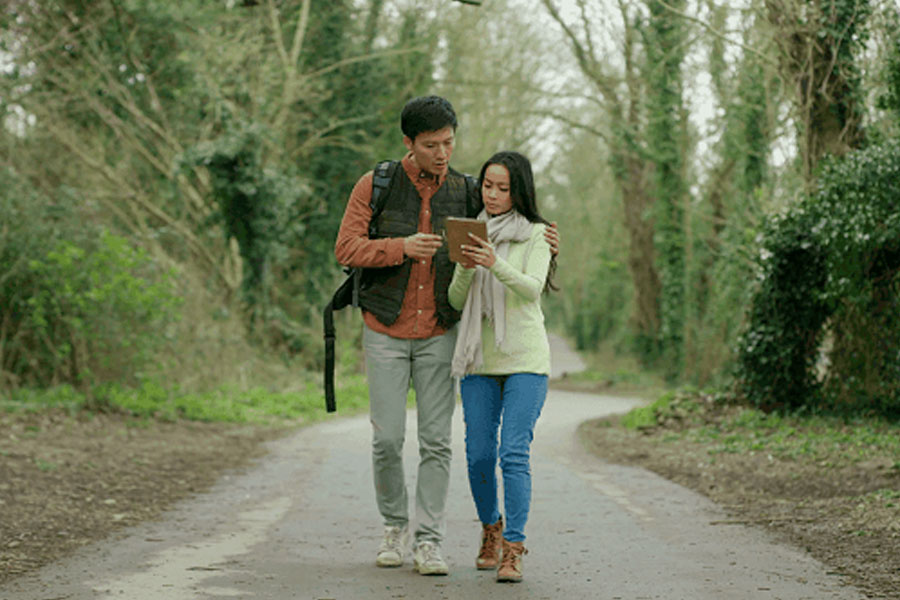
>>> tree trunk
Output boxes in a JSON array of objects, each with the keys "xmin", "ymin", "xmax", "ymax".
[
  {"xmin": 764, "ymin": 0, "xmax": 869, "ymax": 180},
  {"xmin": 620, "ymin": 162, "xmax": 662, "ymax": 354}
]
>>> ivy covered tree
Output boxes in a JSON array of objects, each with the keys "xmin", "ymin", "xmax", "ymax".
[
  {"xmin": 643, "ymin": 0, "xmax": 690, "ymax": 378},
  {"xmin": 736, "ymin": 139, "xmax": 900, "ymax": 417},
  {"xmin": 298, "ymin": 1, "xmax": 436, "ymax": 311},
  {"xmin": 765, "ymin": 0, "xmax": 872, "ymax": 179},
  {"xmin": 542, "ymin": 0, "xmax": 662, "ymax": 363},
  {"xmin": 687, "ymin": 7, "xmax": 779, "ymax": 384}
]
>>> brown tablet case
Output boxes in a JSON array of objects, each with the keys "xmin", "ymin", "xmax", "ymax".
[{"xmin": 444, "ymin": 217, "xmax": 488, "ymax": 263}]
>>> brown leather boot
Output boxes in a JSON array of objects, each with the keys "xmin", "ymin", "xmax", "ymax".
[
  {"xmin": 496, "ymin": 538, "xmax": 527, "ymax": 583},
  {"xmin": 476, "ymin": 517, "xmax": 503, "ymax": 569}
]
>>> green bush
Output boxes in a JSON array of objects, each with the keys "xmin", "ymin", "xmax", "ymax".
[
  {"xmin": 1, "ymin": 170, "xmax": 181, "ymax": 389},
  {"xmin": 736, "ymin": 140, "xmax": 900, "ymax": 417},
  {"xmin": 26, "ymin": 232, "xmax": 181, "ymax": 388}
]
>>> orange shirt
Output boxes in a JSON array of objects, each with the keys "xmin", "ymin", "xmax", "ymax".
[{"xmin": 334, "ymin": 153, "xmax": 448, "ymax": 339}]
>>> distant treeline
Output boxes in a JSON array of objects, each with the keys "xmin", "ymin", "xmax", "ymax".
[{"xmin": 2, "ymin": 1, "xmax": 899, "ymax": 417}]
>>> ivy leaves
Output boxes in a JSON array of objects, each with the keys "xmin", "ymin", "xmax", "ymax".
[
  {"xmin": 736, "ymin": 139, "xmax": 900, "ymax": 416},
  {"xmin": 178, "ymin": 124, "xmax": 312, "ymax": 319}
]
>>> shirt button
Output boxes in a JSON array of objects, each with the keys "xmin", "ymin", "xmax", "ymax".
[
  {"xmin": 417, "ymin": 310, "xmax": 422, "ymax": 314},
  {"xmin": 421, "ymin": 260, "xmax": 426, "ymax": 264},
  {"xmin": 419, "ymin": 285, "xmax": 424, "ymax": 290}
]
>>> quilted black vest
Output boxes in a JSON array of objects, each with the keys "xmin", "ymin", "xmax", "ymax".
[{"xmin": 358, "ymin": 166, "xmax": 478, "ymax": 329}]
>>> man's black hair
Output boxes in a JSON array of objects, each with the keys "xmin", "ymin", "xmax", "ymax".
[{"xmin": 400, "ymin": 96, "xmax": 458, "ymax": 141}]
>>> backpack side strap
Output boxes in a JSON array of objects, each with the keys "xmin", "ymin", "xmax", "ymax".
[{"xmin": 323, "ymin": 160, "xmax": 398, "ymax": 413}]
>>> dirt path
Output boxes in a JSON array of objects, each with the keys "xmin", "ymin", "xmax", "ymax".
[{"xmin": 0, "ymin": 385, "xmax": 867, "ymax": 599}]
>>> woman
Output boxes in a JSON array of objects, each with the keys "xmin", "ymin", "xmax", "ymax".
[{"xmin": 448, "ymin": 150, "xmax": 556, "ymax": 583}]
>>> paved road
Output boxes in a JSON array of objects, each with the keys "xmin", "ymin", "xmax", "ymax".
[{"xmin": 1, "ymin": 337, "xmax": 865, "ymax": 600}]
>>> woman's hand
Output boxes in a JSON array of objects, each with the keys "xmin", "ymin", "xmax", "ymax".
[
  {"xmin": 545, "ymin": 221, "xmax": 560, "ymax": 256},
  {"xmin": 460, "ymin": 232, "xmax": 496, "ymax": 268}
]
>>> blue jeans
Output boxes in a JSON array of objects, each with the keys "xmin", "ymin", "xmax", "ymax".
[{"xmin": 461, "ymin": 373, "xmax": 547, "ymax": 543}]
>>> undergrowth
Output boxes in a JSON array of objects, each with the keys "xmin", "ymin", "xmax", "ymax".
[
  {"xmin": 620, "ymin": 389, "xmax": 900, "ymax": 467},
  {"xmin": 0, "ymin": 374, "xmax": 371, "ymax": 425}
]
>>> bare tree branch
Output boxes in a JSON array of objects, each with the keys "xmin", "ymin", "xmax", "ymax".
[
  {"xmin": 656, "ymin": 0, "xmax": 778, "ymax": 66},
  {"xmin": 288, "ymin": 0, "xmax": 311, "ymax": 67},
  {"xmin": 540, "ymin": 0, "xmax": 620, "ymax": 102},
  {"xmin": 529, "ymin": 108, "xmax": 611, "ymax": 144},
  {"xmin": 267, "ymin": 0, "xmax": 291, "ymax": 69}
]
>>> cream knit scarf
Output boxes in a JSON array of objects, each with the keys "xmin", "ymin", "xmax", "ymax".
[{"xmin": 451, "ymin": 209, "xmax": 533, "ymax": 378}]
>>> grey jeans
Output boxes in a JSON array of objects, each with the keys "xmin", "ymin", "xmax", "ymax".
[{"xmin": 362, "ymin": 323, "xmax": 457, "ymax": 544}]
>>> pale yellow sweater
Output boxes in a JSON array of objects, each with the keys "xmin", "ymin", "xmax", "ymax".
[{"xmin": 448, "ymin": 223, "xmax": 552, "ymax": 376}]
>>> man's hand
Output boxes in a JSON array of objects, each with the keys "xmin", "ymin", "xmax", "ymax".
[
  {"xmin": 403, "ymin": 232, "xmax": 443, "ymax": 260},
  {"xmin": 545, "ymin": 221, "xmax": 560, "ymax": 256}
]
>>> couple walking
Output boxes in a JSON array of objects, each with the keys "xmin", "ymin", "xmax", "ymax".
[{"xmin": 334, "ymin": 95, "xmax": 558, "ymax": 582}]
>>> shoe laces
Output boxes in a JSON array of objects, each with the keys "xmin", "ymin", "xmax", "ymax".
[
  {"xmin": 381, "ymin": 526, "xmax": 405, "ymax": 550},
  {"xmin": 500, "ymin": 542, "xmax": 527, "ymax": 569},
  {"xmin": 478, "ymin": 524, "xmax": 501, "ymax": 560},
  {"xmin": 417, "ymin": 541, "xmax": 442, "ymax": 564}
]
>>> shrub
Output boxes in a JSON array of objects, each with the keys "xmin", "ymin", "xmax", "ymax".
[
  {"xmin": 177, "ymin": 124, "xmax": 315, "ymax": 353},
  {"xmin": 735, "ymin": 140, "xmax": 900, "ymax": 417},
  {"xmin": 25, "ymin": 232, "xmax": 181, "ymax": 388},
  {"xmin": 1, "ymin": 169, "xmax": 181, "ymax": 389}
]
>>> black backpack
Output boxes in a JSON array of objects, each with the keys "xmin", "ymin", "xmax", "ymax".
[
  {"xmin": 323, "ymin": 161, "xmax": 479, "ymax": 412},
  {"xmin": 323, "ymin": 160, "xmax": 398, "ymax": 412}
]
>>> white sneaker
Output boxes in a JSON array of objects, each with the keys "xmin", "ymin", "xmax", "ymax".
[
  {"xmin": 376, "ymin": 525, "xmax": 409, "ymax": 568},
  {"xmin": 412, "ymin": 540, "xmax": 449, "ymax": 576}
]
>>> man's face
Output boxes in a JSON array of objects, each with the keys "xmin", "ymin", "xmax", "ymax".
[{"xmin": 404, "ymin": 126, "xmax": 455, "ymax": 177}]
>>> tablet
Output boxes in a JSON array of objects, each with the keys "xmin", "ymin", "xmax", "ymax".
[{"xmin": 444, "ymin": 217, "xmax": 487, "ymax": 263}]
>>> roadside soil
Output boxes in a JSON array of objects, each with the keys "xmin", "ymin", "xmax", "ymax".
[
  {"xmin": 0, "ymin": 409, "xmax": 285, "ymax": 583},
  {"xmin": 2, "ymin": 396, "xmax": 898, "ymax": 599}
]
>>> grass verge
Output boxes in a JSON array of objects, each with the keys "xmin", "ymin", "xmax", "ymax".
[
  {"xmin": 0, "ymin": 369, "xmax": 373, "ymax": 583},
  {"xmin": 0, "ymin": 373, "xmax": 372, "ymax": 425},
  {"xmin": 620, "ymin": 389, "xmax": 900, "ymax": 468}
]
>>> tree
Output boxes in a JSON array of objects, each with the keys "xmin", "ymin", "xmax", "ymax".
[
  {"xmin": 0, "ymin": 0, "xmax": 443, "ymax": 387},
  {"xmin": 1, "ymin": 0, "xmax": 434, "ymax": 353},
  {"xmin": 542, "ymin": 0, "xmax": 662, "ymax": 362},
  {"xmin": 764, "ymin": 0, "xmax": 871, "ymax": 180},
  {"xmin": 686, "ymin": 4, "xmax": 780, "ymax": 383},
  {"xmin": 644, "ymin": 0, "xmax": 690, "ymax": 377}
]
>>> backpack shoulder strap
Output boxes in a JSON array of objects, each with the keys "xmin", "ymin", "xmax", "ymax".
[
  {"xmin": 323, "ymin": 159, "xmax": 399, "ymax": 414},
  {"xmin": 370, "ymin": 159, "xmax": 399, "ymax": 233}
]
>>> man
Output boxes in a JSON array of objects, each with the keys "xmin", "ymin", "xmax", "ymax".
[{"xmin": 335, "ymin": 96, "xmax": 557, "ymax": 576}]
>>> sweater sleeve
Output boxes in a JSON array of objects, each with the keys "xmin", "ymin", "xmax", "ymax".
[
  {"xmin": 448, "ymin": 262, "xmax": 476, "ymax": 311},
  {"xmin": 488, "ymin": 224, "xmax": 551, "ymax": 302}
]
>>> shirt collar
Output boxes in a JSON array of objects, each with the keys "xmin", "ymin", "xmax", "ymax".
[{"xmin": 402, "ymin": 152, "xmax": 444, "ymax": 186}]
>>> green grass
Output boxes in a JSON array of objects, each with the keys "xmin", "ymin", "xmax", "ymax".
[
  {"xmin": 556, "ymin": 364, "xmax": 668, "ymax": 402},
  {"xmin": 620, "ymin": 394, "xmax": 674, "ymax": 430},
  {"xmin": 616, "ymin": 389, "xmax": 900, "ymax": 465},
  {"xmin": 34, "ymin": 458, "xmax": 59, "ymax": 472},
  {"xmin": 564, "ymin": 365, "xmax": 664, "ymax": 390},
  {"xmin": 0, "ymin": 372, "xmax": 373, "ymax": 425},
  {"xmin": 690, "ymin": 412, "xmax": 900, "ymax": 463}
]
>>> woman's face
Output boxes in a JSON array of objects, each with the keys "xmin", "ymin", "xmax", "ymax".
[{"xmin": 482, "ymin": 164, "xmax": 513, "ymax": 216}]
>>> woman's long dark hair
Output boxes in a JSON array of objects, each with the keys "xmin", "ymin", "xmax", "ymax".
[{"xmin": 478, "ymin": 151, "xmax": 558, "ymax": 292}]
